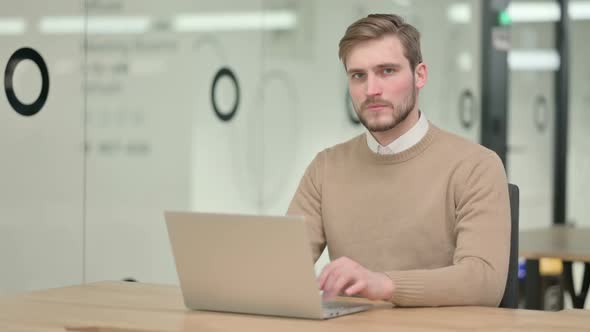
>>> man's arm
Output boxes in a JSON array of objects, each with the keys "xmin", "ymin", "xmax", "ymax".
[
  {"xmin": 318, "ymin": 151, "xmax": 510, "ymax": 307},
  {"xmin": 384, "ymin": 151, "xmax": 511, "ymax": 306},
  {"xmin": 287, "ymin": 151, "xmax": 327, "ymax": 262}
]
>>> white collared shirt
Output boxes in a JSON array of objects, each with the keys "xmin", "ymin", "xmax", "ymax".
[{"xmin": 366, "ymin": 112, "xmax": 429, "ymax": 155}]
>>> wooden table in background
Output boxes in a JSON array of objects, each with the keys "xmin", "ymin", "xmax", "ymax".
[
  {"xmin": 1, "ymin": 281, "xmax": 589, "ymax": 332},
  {"xmin": 520, "ymin": 226, "xmax": 590, "ymax": 309}
]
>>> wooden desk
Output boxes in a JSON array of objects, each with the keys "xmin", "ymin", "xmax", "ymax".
[
  {"xmin": 520, "ymin": 226, "xmax": 590, "ymax": 309},
  {"xmin": 1, "ymin": 281, "xmax": 589, "ymax": 332}
]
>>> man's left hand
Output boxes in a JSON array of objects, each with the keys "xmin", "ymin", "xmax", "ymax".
[{"xmin": 318, "ymin": 256, "xmax": 394, "ymax": 301}]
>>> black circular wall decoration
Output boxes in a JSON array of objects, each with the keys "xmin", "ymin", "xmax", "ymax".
[
  {"xmin": 458, "ymin": 89, "xmax": 476, "ymax": 129},
  {"xmin": 533, "ymin": 95, "xmax": 549, "ymax": 132},
  {"xmin": 211, "ymin": 66, "xmax": 240, "ymax": 122},
  {"xmin": 345, "ymin": 89, "xmax": 361, "ymax": 125},
  {"xmin": 4, "ymin": 47, "xmax": 50, "ymax": 116}
]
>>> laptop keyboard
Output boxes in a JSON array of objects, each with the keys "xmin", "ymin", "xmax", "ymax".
[{"xmin": 322, "ymin": 301, "xmax": 366, "ymax": 310}]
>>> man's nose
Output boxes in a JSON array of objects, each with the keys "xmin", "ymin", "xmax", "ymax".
[{"xmin": 366, "ymin": 75, "xmax": 382, "ymax": 96}]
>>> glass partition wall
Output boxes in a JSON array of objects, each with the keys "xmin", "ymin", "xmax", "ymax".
[
  {"xmin": 506, "ymin": 0, "xmax": 558, "ymax": 231},
  {"xmin": 4, "ymin": 0, "xmax": 584, "ymax": 297},
  {"xmin": 0, "ymin": 1, "xmax": 85, "ymax": 294},
  {"xmin": 567, "ymin": 0, "xmax": 590, "ymax": 309}
]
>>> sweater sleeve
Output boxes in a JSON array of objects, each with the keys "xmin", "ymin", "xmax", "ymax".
[
  {"xmin": 384, "ymin": 151, "xmax": 511, "ymax": 307},
  {"xmin": 286, "ymin": 151, "xmax": 327, "ymax": 262}
]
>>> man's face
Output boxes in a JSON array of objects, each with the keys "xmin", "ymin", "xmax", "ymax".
[{"xmin": 346, "ymin": 35, "xmax": 425, "ymax": 132}]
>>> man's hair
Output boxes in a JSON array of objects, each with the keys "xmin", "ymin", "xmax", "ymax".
[{"xmin": 338, "ymin": 14, "xmax": 422, "ymax": 70}]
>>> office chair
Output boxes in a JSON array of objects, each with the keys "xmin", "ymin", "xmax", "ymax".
[{"xmin": 499, "ymin": 183, "xmax": 520, "ymax": 308}]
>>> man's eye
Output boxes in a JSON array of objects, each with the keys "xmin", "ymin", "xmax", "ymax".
[
  {"xmin": 351, "ymin": 73, "xmax": 365, "ymax": 79},
  {"xmin": 383, "ymin": 68, "xmax": 395, "ymax": 74}
]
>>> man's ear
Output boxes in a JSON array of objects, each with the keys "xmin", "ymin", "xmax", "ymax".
[{"xmin": 414, "ymin": 62, "xmax": 427, "ymax": 89}]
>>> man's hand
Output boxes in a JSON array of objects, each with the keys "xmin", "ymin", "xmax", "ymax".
[{"xmin": 318, "ymin": 256, "xmax": 394, "ymax": 301}]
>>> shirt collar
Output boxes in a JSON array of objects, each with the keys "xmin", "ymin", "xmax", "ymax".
[{"xmin": 366, "ymin": 111, "xmax": 429, "ymax": 155}]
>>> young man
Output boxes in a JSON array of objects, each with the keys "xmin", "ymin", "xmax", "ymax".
[{"xmin": 287, "ymin": 14, "xmax": 510, "ymax": 307}]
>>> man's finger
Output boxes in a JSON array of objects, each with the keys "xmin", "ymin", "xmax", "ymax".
[
  {"xmin": 345, "ymin": 279, "xmax": 367, "ymax": 296},
  {"xmin": 322, "ymin": 266, "xmax": 345, "ymax": 296},
  {"xmin": 321, "ymin": 274, "xmax": 337, "ymax": 300},
  {"xmin": 331, "ymin": 272, "xmax": 355, "ymax": 297},
  {"xmin": 318, "ymin": 260, "xmax": 343, "ymax": 289},
  {"xmin": 317, "ymin": 262, "xmax": 333, "ymax": 288}
]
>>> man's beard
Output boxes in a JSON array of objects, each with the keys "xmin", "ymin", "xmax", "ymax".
[{"xmin": 354, "ymin": 85, "xmax": 417, "ymax": 133}]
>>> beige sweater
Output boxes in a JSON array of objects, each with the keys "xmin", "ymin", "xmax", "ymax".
[{"xmin": 287, "ymin": 124, "xmax": 510, "ymax": 307}]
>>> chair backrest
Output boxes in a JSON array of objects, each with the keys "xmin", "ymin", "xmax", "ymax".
[{"xmin": 499, "ymin": 183, "xmax": 520, "ymax": 308}]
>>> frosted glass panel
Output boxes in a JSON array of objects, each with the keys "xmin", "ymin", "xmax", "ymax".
[
  {"xmin": 0, "ymin": 1, "xmax": 84, "ymax": 294},
  {"xmin": 507, "ymin": 0, "xmax": 557, "ymax": 230},
  {"xmin": 568, "ymin": 18, "xmax": 590, "ymax": 227},
  {"xmin": 83, "ymin": 0, "xmax": 266, "ymax": 284}
]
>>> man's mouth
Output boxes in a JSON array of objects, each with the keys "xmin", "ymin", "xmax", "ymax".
[{"xmin": 365, "ymin": 103, "xmax": 388, "ymax": 110}]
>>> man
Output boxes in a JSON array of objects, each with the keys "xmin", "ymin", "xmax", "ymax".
[{"xmin": 287, "ymin": 14, "xmax": 510, "ymax": 307}]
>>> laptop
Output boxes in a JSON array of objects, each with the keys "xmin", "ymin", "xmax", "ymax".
[{"xmin": 164, "ymin": 211, "xmax": 373, "ymax": 319}]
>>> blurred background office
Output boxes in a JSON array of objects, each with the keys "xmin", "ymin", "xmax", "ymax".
[{"xmin": 0, "ymin": 0, "xmax": 588, "ymax": 309}]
